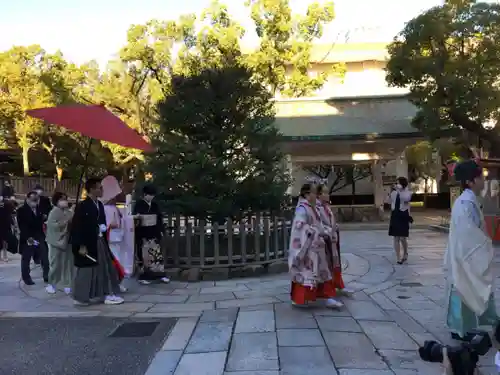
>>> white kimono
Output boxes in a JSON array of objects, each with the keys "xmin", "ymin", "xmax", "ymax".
[{"xmin": 444, "ymin": 188, "xmax": 497, "ymax": 336}]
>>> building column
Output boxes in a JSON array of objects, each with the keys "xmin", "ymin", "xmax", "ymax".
[
  {"xmin": 285, "ymin": 154, "xmax": 293, "ymax": 195},
  {"xmin": 372, "ymin": 160, "xmax": 384, "ymax": 219},
  {"xmin": 395, "ymin": 152, "xmax": 408, "ymax": 179}
]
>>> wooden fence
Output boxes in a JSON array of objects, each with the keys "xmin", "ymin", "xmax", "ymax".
[
  {"xmin": 8, "ymin": 177, "xmax": 79, "ymax": 198},
  {"xmin": 162, "ymin": 213, "xmax": 292, "ymax": 269}
]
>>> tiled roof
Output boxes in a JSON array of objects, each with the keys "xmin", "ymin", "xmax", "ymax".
[
  {"xmin": 241, "ymin": 42, "xmax": 389, "ymax": 64},
  {"xmin": 273, "ymin": 94, "xmax": 420, "ymax": 140}
]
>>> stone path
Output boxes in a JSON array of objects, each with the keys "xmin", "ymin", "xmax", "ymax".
[{"xmin": 1, "ymin": 229, "xmax": 499, "ymax": 374}]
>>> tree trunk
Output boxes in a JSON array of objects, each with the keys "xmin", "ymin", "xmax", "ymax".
[{"xmin": 22, "ymin": 146, "xmax": 30, "ymax": 176}]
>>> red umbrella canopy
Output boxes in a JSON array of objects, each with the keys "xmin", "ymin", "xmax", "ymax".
[{"xmin": 27, "ymin": 104, "xmax": 153, "ymax": 152}]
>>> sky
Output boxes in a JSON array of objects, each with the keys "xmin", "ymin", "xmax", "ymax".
[{"xmin": 0, "ymin": 0, "xmax": 446, "ymax": 66}]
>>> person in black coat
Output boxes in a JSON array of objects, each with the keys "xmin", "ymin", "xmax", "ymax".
[
  {"xmin": 133, "ymin": 184, "xmax": 170, "ymax": 284},
  {"xmin": 32, "ymin": 184, "xmax": 51, "ymax": 265},
  {"xmin": 0, "ymin": 197, "xmax": 16, "ymax": 262},
  {"xmin": 34, "ymin": 184, "xmax": 52, "ymax": 220},
  {"xmin": 70, "ymin": 177, "xmax": 123, "ymax": 306},
  {"xmin": 17, "ymin": 191, "xmax": 49, "ymax": 285}
]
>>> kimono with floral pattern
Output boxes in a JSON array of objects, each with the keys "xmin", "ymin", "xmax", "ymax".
[{"xmin": 288, "ymin": 198, "xmax": 333, "ymax": 288}]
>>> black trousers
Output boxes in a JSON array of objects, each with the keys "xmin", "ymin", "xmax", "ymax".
[{"xmin": 21, "ymin": 241, "xmax": 49, "ymax": 282}]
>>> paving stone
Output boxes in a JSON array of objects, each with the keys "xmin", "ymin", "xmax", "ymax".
[
  {"xmin": 235, "ymin": 310, "xmax": 275, "ymax": 333},
  {"xmin": 148, "ymin": 302, "xmax": 214, "ymax": 313},
  {"xmin": 338, "ymin": 370, "xmax": 394, "ymax": 375},
  {"xmin": 274, "ymin": 304, "xmax": 318, "ymax": 329},
  {"xmin": 217, "ymin": 297, "xmax": 279, "ymax": 309},
  {"xmin": 385, "ymin": 310, "xmax": 427, "ymax": 334},
  {"xmin": 200, "ymin": 308, "xmax": 238, "ymax": 323},
  {"xmin": 323, "ymin": 331, "xmax": 388, "ymax": 369},
  {"xmin": 162, "ymin": 317, "xmax": 199, "ymax": 351},
  {"xmin": 378, "ymin": 349, "xmax": 443, "ymax": 375},
  {"xmin": 135, "ymin": 312, "xmax": 202, "ymax": 318},
  {"xmin": 344, "ymin": 300, "xmax": 390, "ymax": 321},
  {"xmin": 136, "ymin": 294, "xmax": 189, "ymax": 303},
  {"xmin": 359, "ymin": 321, "xmax": 417, "ymax": 350},
  {"xmin": 316, "ymin": 316, "xmax": 362, "ymax": 332},
  {"xmin": 370, "ymin": 292, "xmax": 401, "ymax": 310},
  {"xmin": 186, "ymin": 292, "xmax": 235, "ymax": 303},
  {"xmin": 279, "ymin": 346, "xmax": 336, "ymax": 375},
  {"xmin": 233, "ymin": 287, "xmax": 289, "ymax": 299},
  {"xmin": 277, "ymin": 329, "xmax": 324, "ymax": 347},
  {"xmin": 200, "ymin": 285, "xmax": 249, "ymax": 294},
  {"xmin": 226, "ymin": 332, "xmax": 279, "ymax": 371},
  {"xmin": 240, "ymin": 304, "xmax": 276, "ymax": 311},
  {"xmin": 185, "ymin": 321, "xmax": 234, "ymax": 353},
  {"xmin": 173, "ymin": 351, "xmax": 227, "ymax": 375},
  {"xmin": 145, "ymin": 350, "xmax": 182, "ymax": 375}
]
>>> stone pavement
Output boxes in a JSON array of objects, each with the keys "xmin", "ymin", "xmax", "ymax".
[{"xmin": 0, "ymin": 229, "xmax": 499, "ymax": 375}]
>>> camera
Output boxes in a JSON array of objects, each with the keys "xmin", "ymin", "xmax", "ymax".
[{"xmin": 419, "ymin": 324, "xmax": 500, "ymax": 375}]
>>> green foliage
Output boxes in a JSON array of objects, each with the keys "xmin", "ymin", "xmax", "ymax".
[
  {"xmin": 245, "ymin": 0, "xmax": 343, "ymax": 97},
  {"xmin": 386, "ymin": 0, "xmax": 500, "ymax": 154},
  {"xmin": 147, "ymin": 65, "xmax": 290, "ymax": 218}
]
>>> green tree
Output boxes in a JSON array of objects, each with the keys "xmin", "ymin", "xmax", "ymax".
[
  {"xmin": 385, "ymin": 0, "xmax": 500, "ymax": 155},
  {"xmin": 0, "ymin": 45, "xmax": 54, "ymax": 175},
  {"xmin": 148, "ymin": 65, "xmax": 290, "ymax": 218},
  {"xmin": 245, "ymin": 0, "xmax": 344, "ymax": 97}
]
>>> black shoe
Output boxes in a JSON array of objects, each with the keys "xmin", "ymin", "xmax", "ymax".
[
  {"xmin": 23, "ymin": 279, "xmax": 35, "ymax": 286},
  {"xmin": 43, "ymin": 278, "xmax": 48, "ymax": 283}
]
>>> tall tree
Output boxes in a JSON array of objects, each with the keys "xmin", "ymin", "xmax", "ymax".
[
  {"xmin": 245, "ymin": 0, "xmax": 344, "ymax": 97},
  {"xmin": 148, "ymin": 65, "xmax": 290, "ymax": 218},
  {"xmin": 0, "ymin": 45, "xmax": 54, "ymax": 175},
  {"xmin": 385, "ymin": 0, "xmax": 500, "ymax": 155}
]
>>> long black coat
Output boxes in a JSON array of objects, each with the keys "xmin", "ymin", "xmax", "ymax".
[
  {"xmin": 37, "ymin": 195, "xmax": 52, "ymax": 221},
  {"xmin": 17, "ymin": 202, "xmax": 45, "ymax": 246},
  {"xmin": 71, "ymin": 197, "xmax": 107, "ymax": 268}
]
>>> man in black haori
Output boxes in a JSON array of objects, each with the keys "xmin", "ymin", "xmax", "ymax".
[{"xmin": 71, "ymin": 177, "xmax": 124, "ymax": 306}]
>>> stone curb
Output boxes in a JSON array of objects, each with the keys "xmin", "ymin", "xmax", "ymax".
[{"xmin": 428, "ymin": 224, "xmax": 449, "ymax": 233}]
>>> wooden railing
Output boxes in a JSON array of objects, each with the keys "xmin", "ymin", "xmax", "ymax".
[
  {"xmin": 9, "ymin": 177, "xmax": 79, "ymax": 198},
  {"xmin": 162, "ymin": 213, "xmax": 292, "ymax": 269}
]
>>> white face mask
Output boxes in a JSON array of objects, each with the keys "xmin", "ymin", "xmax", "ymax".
[
  {"xmin": 144, "ymin": 195, "xmax": 154, "ymax": 202},
  {"xmin": 27, "ymin": 200, "xmax": 38, "ymax": 208},
  {"xmin": 35, "ymin": 189, "xmax": 43, "ymax": 196},
  {"xmin": 58, "ymin": 200, "xmax": 69, "ymax": 209},
  {"xmin": 396, "ymin": 184, "xmax": 403, "ymax": 190}
]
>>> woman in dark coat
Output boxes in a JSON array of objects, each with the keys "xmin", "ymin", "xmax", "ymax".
[{"xmin": 133, "ymin": 184, "xmax": 170, "ymax": 285}]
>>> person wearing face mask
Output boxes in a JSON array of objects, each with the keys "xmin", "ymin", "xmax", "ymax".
[
  {"xmin": 133, "ymin": 184, "xmax": 170, "ymax": 285},
  {"xmin": 17, "ymin": 191, "xmax": 49, "ymax": 285},
  {"xmin": 0, "ymin": 195, "xmax": 16, "ymax": 262},
  {"xmin": 45, "ymin": 192, "xmax": 75, "ymax": 295},
  {"xmin": 388, "ymin": 177, "xmax": 412, "ymax": 264}
]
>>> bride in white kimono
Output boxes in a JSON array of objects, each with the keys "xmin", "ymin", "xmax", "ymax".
[{"xmin": 444, "ymin": 159, "xmax": 498, "ymax": 341}]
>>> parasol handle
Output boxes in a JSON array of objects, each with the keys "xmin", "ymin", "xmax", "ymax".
[{"xmin": 75, "ymin": 138, "xmax": 94, "ymax": 204}]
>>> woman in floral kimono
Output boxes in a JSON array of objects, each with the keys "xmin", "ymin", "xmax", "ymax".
[
  {"xmin": 316, "ymin": 184, "xmax": 353, "ymax": 296},
  {"xmin": 133, "ymin": 184, "xmax": 170, "ymax": 285},
  {"xmin": 444, "ymin": 159, "xmax": 497, "ymax": 341},
  {"xmin": 289, "ymin": 183, "xmax": 343, "ymax": 309}
]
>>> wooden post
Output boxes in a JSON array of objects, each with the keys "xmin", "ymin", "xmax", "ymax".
[
  {"xmin": 186, "ymin": 222, "xmax": 192, "ymax": 267},
  {"xmin": 199, "ymin": 219, "xmax": 206, "ymax": 267},
  {"xmin": 227, "ymin": 218, "xmax": 233, "ymax": 265},
  {"xmin": 213, "ymin": 222, "xmax": 220, "ymax": 266},
  {"xmin": 264, "ymin": 216, "xmax": 270, "ymax": 261}
]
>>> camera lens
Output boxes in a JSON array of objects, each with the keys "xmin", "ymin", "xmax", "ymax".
[{"xmin": 419, "ymin": 341, "xmax": 443, "ymax": 363}]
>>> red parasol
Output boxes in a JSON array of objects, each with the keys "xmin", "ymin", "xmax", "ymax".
[
  {"xmin": 27, "ymin": 104, "xmax": 153, "ymax": 151},
  {"xmin": 27, "ymin": 104, "xmax": 154, "ymax": 201}
]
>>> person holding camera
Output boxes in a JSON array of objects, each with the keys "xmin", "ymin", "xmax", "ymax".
[
  {"xmin": 444, "ymin": 159, "xmax": 498, "ymax": 341},
  {"xmin": 388, "ymin": 176, "xmax": 412, "ymax": 264}
]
